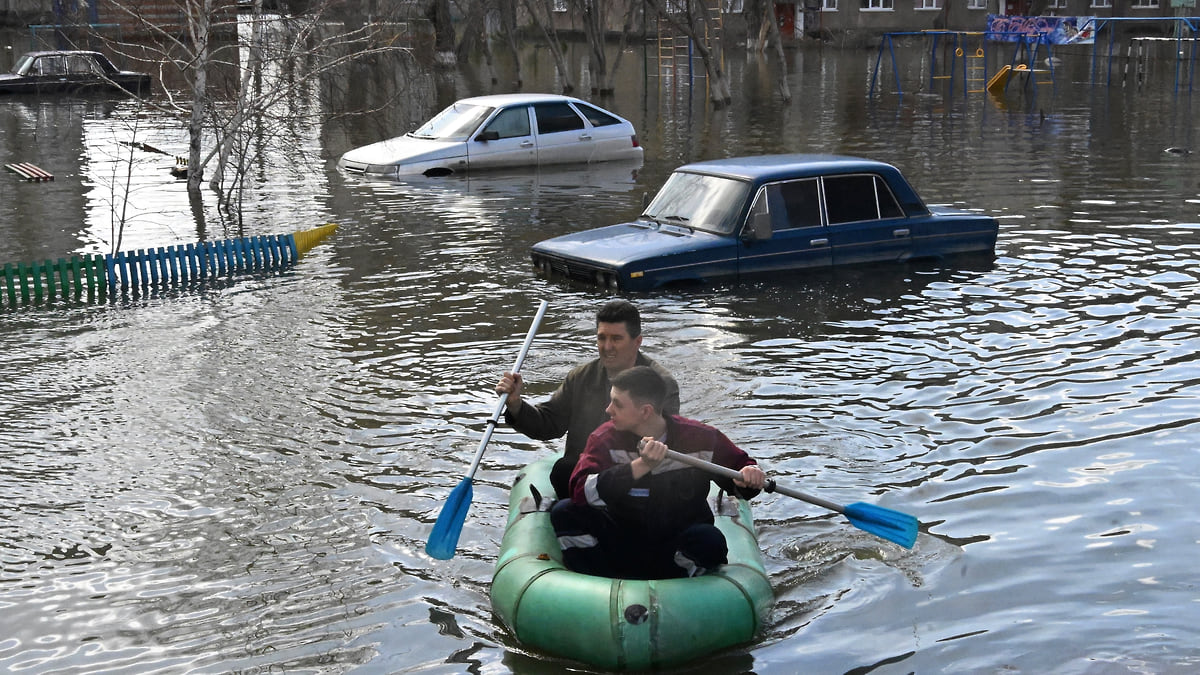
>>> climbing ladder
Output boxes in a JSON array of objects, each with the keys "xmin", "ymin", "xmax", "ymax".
[
  {"xmin": 653, "ymin": 1, "xmax": 723, "ymax": 83},
  {"xmin": 965, "ymin": 45, "xmax": 988, "ymax": 93}
]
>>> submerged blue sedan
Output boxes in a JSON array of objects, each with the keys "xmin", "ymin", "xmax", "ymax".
[
  {"xmin": 530, "ymin": 154, "xmax": 999, "ymax": 291},
  {"xmin": 0, "ymin": 50, "xmax": 151, "ymax": 95}
]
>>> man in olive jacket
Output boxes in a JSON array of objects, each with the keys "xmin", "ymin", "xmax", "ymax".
[{"xmin": 496, "ymin": 300, "xmax": 679, "ymax": 499}]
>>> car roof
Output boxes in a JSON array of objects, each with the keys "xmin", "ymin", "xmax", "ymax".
[
  {"xmin": 19, "ymin": 50, "xmax": 107, "ymax": 58},
  {"xmin": 453, "ymin": 93, "xmax": 600, "ymax": 108},
  {"xmin": 674, "ymin": 154, "xmax": 900, "ymax": 183}
]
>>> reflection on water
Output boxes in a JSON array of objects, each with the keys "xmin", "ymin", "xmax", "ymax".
[{"xmin": 3, "ymin": 40, "xmax": 1200, "ymax": 674}]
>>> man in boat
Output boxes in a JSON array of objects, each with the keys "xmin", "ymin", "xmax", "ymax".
[
  {"xmin": 496, "ymin": 300, "xmax": 680, "ymax": 500},
  {"xmin": 552, "ymin": 365, "xmax": 765, "ymax": 580}
]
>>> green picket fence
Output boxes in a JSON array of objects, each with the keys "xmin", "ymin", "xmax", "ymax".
[{"xmin": 2, "ymin": 255, "xmax": 107, "ymax": 307}]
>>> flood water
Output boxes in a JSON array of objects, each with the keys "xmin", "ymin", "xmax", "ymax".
[{"xmin": 2, "ymin": 31, "xmax": 1200, "ymax": 674}]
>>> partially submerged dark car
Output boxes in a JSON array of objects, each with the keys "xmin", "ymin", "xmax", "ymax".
[
  {"xmin": 0, "ymin": 51, "xmax": 152, "ymax": 95},
  {"xmin": 530, "ymin": 154, "xmax": 1000, "ymax": 291}
]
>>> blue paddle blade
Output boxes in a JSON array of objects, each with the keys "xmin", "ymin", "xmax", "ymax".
[
  {"xmin": 425, "ymin": 478, "xmax": 474, "ymax": 560},
  {"xmin": 843, "ymin": 502, "xmax": 920, "ymax": 549}
]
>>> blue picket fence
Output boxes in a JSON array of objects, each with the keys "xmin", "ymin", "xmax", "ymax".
[{"xmin": 3, "ymin": 225, "xmax": 337, "ymax": 309}]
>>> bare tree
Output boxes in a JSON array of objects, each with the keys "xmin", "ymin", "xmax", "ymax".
[
  {"xmin": 602, "ymin": 1, "xmax": 642, "ymax": 96},
  {"xmin": 495, "ymin": 0, "xmax": 525, "ymax": 87},
  {"xmin": 92, "ymin": 0, "xmax": 424, "ymax": 214},
  {"xmin": 456, "ymin": 0, "xmax": 501, "ymax": 85},
  {"xmin": 647, "ymin": 0, "xmax": 733, "ymax": 106},
  {"xmin": 744, "ymin": 0, "xmax": 790, "ymax": 103},
  {"xmin": 575, "ymin": 0, "xmax": 609, "ymax": 94},
  {"xmin": 570, "ymin": 0, "xmax": 641, "ymax": 95},
  {"xmin": 523, "ymin": 0, "xmax": 575, "ymax": 93}
]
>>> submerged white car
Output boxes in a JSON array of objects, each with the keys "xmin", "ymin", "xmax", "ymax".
[{"xmin": 337, "ymin": 93, "xmax": 644, "ymax": 178}]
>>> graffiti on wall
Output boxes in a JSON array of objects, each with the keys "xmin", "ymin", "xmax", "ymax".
[{"xmin": 987, "ymin": 15, "xmax": 1098, "ymax": 44}]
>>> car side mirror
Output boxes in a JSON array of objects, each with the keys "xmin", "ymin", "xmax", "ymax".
[
  {"xmin": 743, "ymin": 211, "xmax": 772, "ymax": 243},
  {"xmin": 477, "ymin": 130, "xmax": 499, "ymax": 142}
]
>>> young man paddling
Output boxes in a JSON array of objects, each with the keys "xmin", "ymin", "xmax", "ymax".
[
  {"xmin": 496, "ymin": 300, "xmax": 680, "ymax": 499},
  {"xmin": 552, "ymin": 365, "xmax": 765, "ymax": 580}
]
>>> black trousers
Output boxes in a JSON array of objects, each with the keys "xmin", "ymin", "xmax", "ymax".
[{"xmin": 550, "ymin": 455, "xmax": 576, "ymax": 500}]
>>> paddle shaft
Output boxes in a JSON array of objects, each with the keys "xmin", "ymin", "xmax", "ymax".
[
  {"xmin": 464, "ymin": 299, "xmax": 549, "ymax": 480},
  {"xmin": 663, "ymin": 449, "xmax": 844, "ymax": 514}
]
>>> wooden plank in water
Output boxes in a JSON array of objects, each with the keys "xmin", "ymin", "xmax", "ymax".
[{"xmin": 4, "ymin": 162, "xmax": 54, "ymax": 181}]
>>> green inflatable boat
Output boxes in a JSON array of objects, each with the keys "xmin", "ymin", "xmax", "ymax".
[{"xmin": 490, "ymin": 455, "xmax": 774, "ymax": 670}]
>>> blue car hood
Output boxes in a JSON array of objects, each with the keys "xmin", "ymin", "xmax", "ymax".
[{"xmin": 532, "ymin": 221, "xmax": 728, "ymax": 267}]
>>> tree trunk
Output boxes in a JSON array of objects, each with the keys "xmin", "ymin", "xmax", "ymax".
[
  {"xmin": 604, "ymin": 0, "xmax": 641, "ymax": 94},
  {"xmin": 499, "ymin": 0, "xmax": 523, "ymax": 87},
  {"xmin": 186, "ymin": 0, "xmax": 213, "ymax": 193},
  {"xmin": 212, "ymin": 0, "xmax": 266, "ymax": 192},
  {"xmin": 525, "ymin": 0, "xmax": 575, "ymax": 93},
  {"xmin": 765, "ymin": 9, "xmax": 792, "ymax": 103},
  {"xmin": 579, "ymin": 0, "xmax": 609, "ymax": 94},
  {"xmin": 427, "ymin": 0, "xmax": 456, "ymax": 54},
  {"xmin": 692, "ymin": 40, "xmax": 732, "ymax": 106}
]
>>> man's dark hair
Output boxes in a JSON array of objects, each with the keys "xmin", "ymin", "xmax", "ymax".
[
  {"xmin": 610, "ymin": 365, "xmax": 666, "ymax": 412},
  {"xmin": 596, "ymin": 300, "xmax": 641, "ymax": 338}
]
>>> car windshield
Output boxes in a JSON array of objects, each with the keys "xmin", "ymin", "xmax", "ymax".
[
  {"xmin": 641, "ymin": 171, "xmax": 751, "ymax": 235},
  {"xmin": 409, "ymin": 102, "xmax": 495, "ymax": 141},
  {"xmin": 12, "ymin": 54, "xmax": 34, "ymax": 75}
]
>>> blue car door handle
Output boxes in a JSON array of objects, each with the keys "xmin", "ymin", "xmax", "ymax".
[
  {"xmin": 810, "ymin": 238, "xmax": 829, "ymax": 247},
  {"xmin": 893, "ymin": 228, "xmax": 911, "ymax": 237}
]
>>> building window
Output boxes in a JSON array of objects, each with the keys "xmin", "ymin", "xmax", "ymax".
[
  {"xmin": 1047, "ymin": 0, "xmax": 1067, "ymax": 7},
  {"xmin": 1090, "ymin": 0, "xmax": 1111, "ymax": 7},
  {"xmin": 1130, "ymin": 0, "xmax": 1158, "ymax": 6},
  {"xmin": 915, "ymin": 0, "xmax": 941, "ymax": 8},
  {"xmin": 862, "ymin": 0, "xmax": 893, "ymax": 9},
  {"xmin": 968, "ymin": 0, "xmax": 987, "ymax": 8},
  {"xmin": 823, "ymin": 0, "xmax": 838, "ymax": 9}
]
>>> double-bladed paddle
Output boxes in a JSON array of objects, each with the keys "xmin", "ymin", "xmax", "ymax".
[
  {"xmin": 425, "ymin": 299, "xmax": 550, "ymax": 560},
  {"xmin": 664, "ymin": 449, "xmax": 920, "ymax": 549}
]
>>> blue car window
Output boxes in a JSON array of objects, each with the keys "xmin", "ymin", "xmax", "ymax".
[
  {"xmin": 35, "ymin": 56, "xmax": 66, "ymax": 76},
  {"xmin": 773, "ymin": 179, "xmax": 821, "ymax": 230},
  {"xmin": 482, "ymin": 106, "xmax": 531, "ymax": 139},
  {"xmin": 875, "ymin": 176, "xmax": 905, "ymax": 219},
  {"xmin": 66, "ymin": 55, "xmax": 99, "ymax": 75},
  {"xmin": 824, "ymin": 174, "xmax": 884, "ymax": 225}
]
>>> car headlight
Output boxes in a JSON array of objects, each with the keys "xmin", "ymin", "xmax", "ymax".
[
  {"xmin": 594, "ymin": 270, "xmax": 620, "ymax": 290},
  {"xmin": 365, "ymin": 164, "xmax": 398, "ymax": 175}
]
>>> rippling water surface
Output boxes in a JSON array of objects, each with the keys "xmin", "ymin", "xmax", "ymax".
[{"xmin": 2, "ymin": 38, "xmax": 1200, "ymax": 674}]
